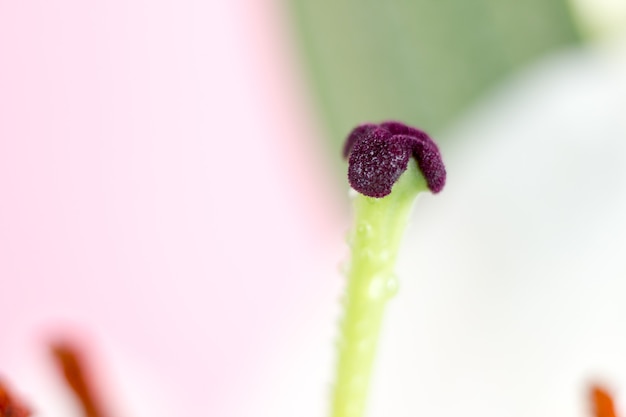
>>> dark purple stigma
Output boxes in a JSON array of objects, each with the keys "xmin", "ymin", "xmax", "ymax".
[{"xmin": 343, "ymin": 121, "xmax": 446, "ymax": 198}]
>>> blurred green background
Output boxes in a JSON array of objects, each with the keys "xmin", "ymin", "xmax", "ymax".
[{"xmin": 287, "ymin": 0, "xmax": 581, "ymax": 169}]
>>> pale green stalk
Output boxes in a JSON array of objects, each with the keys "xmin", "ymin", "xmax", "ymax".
[{"xmin": 331, "ymin": 162, "xmax": 428, "ymax": 417}]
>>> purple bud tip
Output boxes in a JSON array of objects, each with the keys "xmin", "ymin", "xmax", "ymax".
[{"xmin": 343, "ymin": 121, "xmax": 446, "ymax": 198}]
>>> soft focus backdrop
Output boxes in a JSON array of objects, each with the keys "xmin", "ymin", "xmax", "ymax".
[
  {"xmin": 1, "ymin": 1, "xmax": 625, "ymax": 417},
  {"xmin": 0, "ymin": 1, "xmax": 339, "ymax": 416}
]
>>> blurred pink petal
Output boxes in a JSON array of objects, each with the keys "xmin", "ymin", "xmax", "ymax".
[{"xmin": 0, "ymin": 1, "xmax": 342, "ymax": 416}]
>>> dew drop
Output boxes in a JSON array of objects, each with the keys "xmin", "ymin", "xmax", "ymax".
[
  {"xmin": 356, "ymin": 222, "xmax": 372, "ymax": 237},
  {"xmin": 368, "ymin": 275, "xmax": 386, "ymax": 299},
  {"xmin": 377, "ymin": 249, "xmax": 391, "ymax": 262},
  {"xmin": 385, "ymin": 274, "xmax": 399, "ymax": 299},
  {"xmin": 368, "ymin": 273, "xmax": 400, "ymax": 299},
  {"xmin": 358, "ymin": 248, "xmax": 374, "ymax": 262}
]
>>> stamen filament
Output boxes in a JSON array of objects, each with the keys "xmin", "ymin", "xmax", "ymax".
[{"xmin": 331, "ymin": 162, "xmax": 427, "ymax": 417}]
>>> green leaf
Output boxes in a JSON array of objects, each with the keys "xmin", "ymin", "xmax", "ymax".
[{"xmin": 287, "ymin": 0, "xmax": 581, "ymax": 168}]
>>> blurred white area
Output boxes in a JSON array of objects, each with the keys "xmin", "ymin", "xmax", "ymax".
[
  {"xmin": 252, "ymin": 39, "xmax": 626, "ymax": 417},
  {"xmin": 378, "ymin": 38, "xmax": 626, "ymax": 417}
]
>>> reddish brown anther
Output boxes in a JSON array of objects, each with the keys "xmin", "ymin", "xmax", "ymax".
[
  {"xmin": 51, "ymin": 342, "xmax": 109, "ymax": 417},
  {"xmin": 344, "ymin": 121, "xmax": 446, "ymax": 198},
  {"xmin": 592, "ymin": 386, "xmax": 619, "ymax": 417},
  {"xmin": 0, "ymin": 380, "xmax": 31, "ymax": 417}
]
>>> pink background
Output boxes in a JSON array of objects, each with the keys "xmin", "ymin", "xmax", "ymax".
[{"xmin": 0, "ymin": 1, "xmax": 342, "ymax": 415}]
